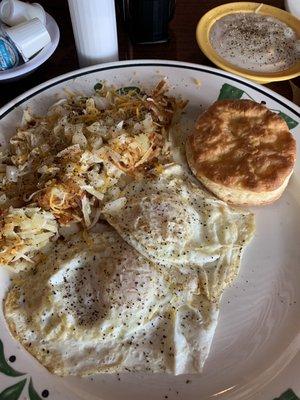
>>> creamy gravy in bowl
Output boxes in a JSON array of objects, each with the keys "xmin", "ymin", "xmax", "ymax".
[{"xmin": 210, "ymin": 12, "xmax": 300, "ymax": 73}]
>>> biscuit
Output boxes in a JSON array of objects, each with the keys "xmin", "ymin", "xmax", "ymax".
[{"xmin": 186, "ymin": 100, "xmax": 296, "ymax": 206}]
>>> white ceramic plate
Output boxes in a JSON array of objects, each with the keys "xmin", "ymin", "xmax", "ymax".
[
  {"xmin": 0, "ymin": 60, "xmax": 299, "ymax": 400},
  {"xmin": 0, "ymin": 12, "xmax": 60, "ymax": 81}
]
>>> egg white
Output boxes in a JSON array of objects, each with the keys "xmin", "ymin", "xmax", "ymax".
[
  {"xmin": 4, "ymin": 226, "xmax": 217, "ymax": 376},
  {"xmin": 102, "ymin": 164, "xmax": 255, "ymax": 301}
]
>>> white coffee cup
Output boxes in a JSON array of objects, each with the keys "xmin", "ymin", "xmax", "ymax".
[
  {"xmin": 5, "ymin": 17, "xmax": 51, "ymax": 61},
  {"xmin": 0, "ymin": 0, "xmax": 46, "ymax": 26}
]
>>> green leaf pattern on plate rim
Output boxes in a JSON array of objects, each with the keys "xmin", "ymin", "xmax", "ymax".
[
  {"xmin": 0, "ymin": 339, "xmax": 43, "ymax": 399},
  {"xmin": 115, "ymin": 86, "xmax": 141, "ymax": 95},
  {"xmin": 218, "ymin": 83, "xmax": 244, "ymax": 100},
  {"xmin": 0, "ymin": 340, "xmax": 24, "ymax": 377},
  {"xmin": 277, "ymin": 112, "xmax": 299, "ymax": 130},
  {"xmin": 28, "ymin": 378, "xmax": 42, "ymax": 400},
  {"xmin": 0, "ymin": 379, "xmax": 27, "ymax": 400},
  {"xmin": 0, "ymin": 82, "xmax": 299, "ymax": 399},
  {"xmin": 275, "ymin": 389, "xmax": 300, "ymax": 400}
]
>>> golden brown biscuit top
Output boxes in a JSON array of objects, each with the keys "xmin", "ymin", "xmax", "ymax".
[{"xmin": 187, "ymin": 100, "xmax": 296, "ymax": 192}]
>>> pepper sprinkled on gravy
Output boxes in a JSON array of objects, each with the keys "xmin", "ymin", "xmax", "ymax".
[{"xmin": 210, "ymin": 12, "xmax": 300, "ymax": 73}]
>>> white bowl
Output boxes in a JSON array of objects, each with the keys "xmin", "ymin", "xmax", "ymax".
[
  {"xmin": 285, "ymin": 0, "xmax": 300, "ymax": 19},
  {"xmin": 0, "ymin": 12, "xmax": 60, "ymax": 81}
]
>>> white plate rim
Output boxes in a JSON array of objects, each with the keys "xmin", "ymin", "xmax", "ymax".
[{"xmin": 0, "ymin": 59, "xmax": 299, "ymax": 118}]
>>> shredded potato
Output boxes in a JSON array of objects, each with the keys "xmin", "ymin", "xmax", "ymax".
[
  {"xmin": 35, "ymin": 180, "xmax": 83, "ymax": 225},
  {"xmin": 0, "ymin": 207, "xmax": 58, "ymax": 264},
  {"xmin": 0, "ymin": 80, "xmax": 186, "ymax": 266}
]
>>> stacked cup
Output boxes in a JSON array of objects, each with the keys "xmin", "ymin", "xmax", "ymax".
[{"xmin": 0, "ymin": 0, "xmax": 51, "ymax": 70}]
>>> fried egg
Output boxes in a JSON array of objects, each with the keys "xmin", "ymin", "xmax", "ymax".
[
  {"xmin": 4, "ymin": 226, "xmax": 217, "ymax": 376},
  {"xmin": 102, "ymin": 164, "xmax": 255, "ymax": 302}
]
